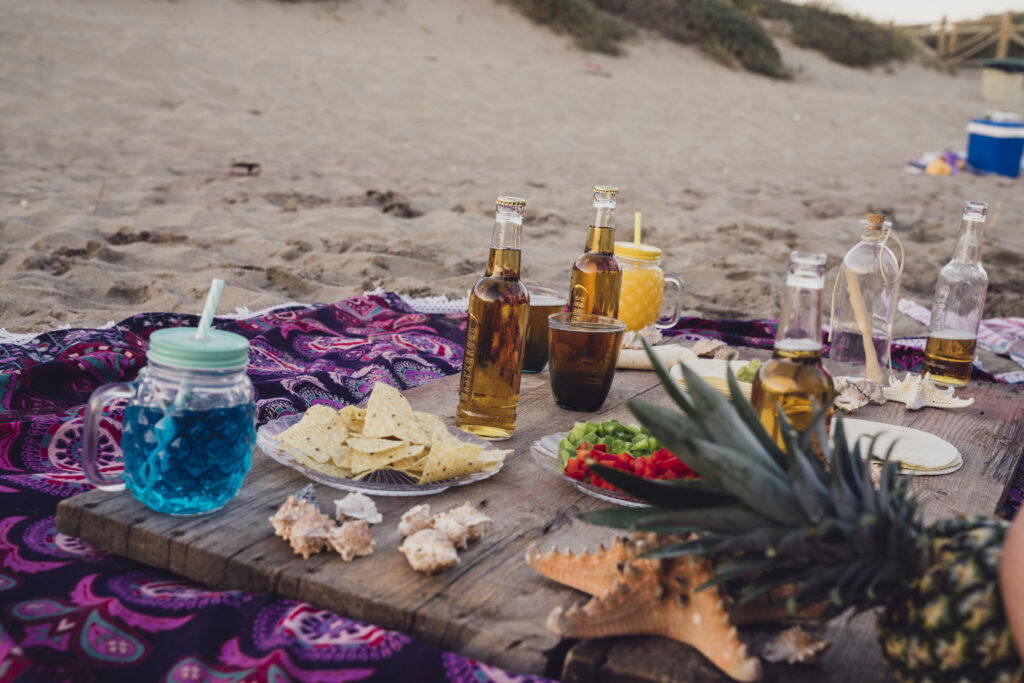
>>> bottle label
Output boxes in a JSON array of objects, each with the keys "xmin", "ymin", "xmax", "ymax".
[
  {"xmin": 569, "ymin": 284, "xmax": 590, "ymax": 319},
  {"xmin": 459, "ymin": 315, "xmax": 480, "ymax": 402}
]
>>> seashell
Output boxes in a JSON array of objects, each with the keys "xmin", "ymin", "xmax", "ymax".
[
  {"xmin": 762, "ymin": 626, "xmax": 831, "ymax": 664},
  {"xmin": 287, "ymin": 509, "xmax": 333, "ymax": 559},
  {"xmin": 327, "ymin": 520, "xmax": 375, "ymax": 562},
  {"xmin": 399, "ymin": 529, "xmax": 459, "ymax": 575},
  {"xmin": 446, "ymin": 503, "xmax": 493, "ymax": 542},
  {"xmin": 883, "ymin": 372, "xmax": 975, "ymax": 411},
  {"xmin": 269, "ymin": 495, "xmax": 318, "ymax": 540},
  {"xmin": 398, "ymin": 503, "xmax": 433, "ymax": 537},
  {"xmin": 692, "ymin": 338, "xmax": 729, "ymax": 358},
  {"xmin": 833, "ymin": 376, "xmax": 887, "ymax": 413},
  {"xmin": 431, "ymin": 512, "xmax": 469, "ymax": 549},
  {"xmin": 620, "ymin": 326, "xmax": 664, "ymax": 350},
  {"xmin": 334, "ymin": 492, "xmax": 382, "ymax": 525}
]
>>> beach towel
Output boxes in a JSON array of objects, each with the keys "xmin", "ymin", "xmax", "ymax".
[{"xmin": 0, "ymin": 292, "xmax": 550, "ymax": 683}]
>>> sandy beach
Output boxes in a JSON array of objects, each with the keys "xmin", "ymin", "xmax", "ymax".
[{"xmin": 2, "ymin": 0, "xmax": 1022, "ymax": 335}]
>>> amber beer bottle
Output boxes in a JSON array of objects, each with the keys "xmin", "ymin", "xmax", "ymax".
[
  {"xmin": 751, "ymin": 252, "xmax": 835, "ymax": 454},
  {"xmin": 455, "ymin": 196, "xmax": 530, "ymax": 441},
  {"xmin": 921, "ymin": 201, "xmax": 989, "ymax": 387},
  {"xmin": 569, "ymin": 186, "xmax": 622, "ymax": 319}
]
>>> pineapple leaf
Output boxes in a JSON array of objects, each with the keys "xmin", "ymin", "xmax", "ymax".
[
  {"xmin": 736, "ymin": 566, "xmax": 819, "ymax": 606},
  {"xmin": 775, "ymin": 405, "xmax": 833, "ymax": 524},
  {"xmin": 725, "ymin": 366, "xmax": 787, "ymax": 470},
  {"xmin": 625, "ymin": 399, "xmax": 727, "ymax": 490},
  {"xmin": 577, "ymin": 506, "xmax": 669, "ymax": 531},
  {"xmin": 699, "ymin": 555, "xmax": 807, "ymax": 591},
  {"xmin": 829, "ymin": 425, "xmax": 862, "ymax": 523},
  {"xmin": 586, "ymin": 463, "xmax": 735, "ymax": 509},
  {"xmin": 640, "ymin": 526, "xmax": 794, "ymax": 559},
  {"xmin": 679, "ymin": 363, "xmax": 792, "ymax": 475},
  {"xmin": 640, "ymin": 338, "xmax": 698, "ymax": 419},
  {"xmin": 675, "ymin": 436, "xmax": 807, "ymax": 526},
  {"xmin": 632, "ymin": 505, "xmax": 782, "ymax": 534}
]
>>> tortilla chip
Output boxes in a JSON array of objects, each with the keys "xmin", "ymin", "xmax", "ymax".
[
  {"xmin": 415, "ymin": 410, "xmax": 447, "ymax": 436},
  {"xmin": 418, "ymin": 426, "xmax": 487, "ymax": 484},
  {"xmin": 347, "ymin": 436, "xmax": 405, "ymax": 454},
  {"xmin": 348, "ymin": 443, "xmax": 425, "ymax": 475},
  {"xmin": 337, "ymin": 405, "xmax": 366, "ymax": 431},
  {"xmin": 277, "ymin": 405, "xmax": 350, "ymax": 463},
  {"xmin": 362, "ymin": 383, "xmax": 428, "ymax": 444},
  {"xmin": 290, "ymin": 448, "xmax": 353, "ymax": 479}
]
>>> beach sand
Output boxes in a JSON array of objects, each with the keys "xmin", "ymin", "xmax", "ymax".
[{"xmin": 2, "ymin": 0, "xmax": 1022, "ymax": 346}]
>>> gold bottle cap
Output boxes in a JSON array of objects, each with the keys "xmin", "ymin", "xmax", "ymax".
[
  {"xmin": 593, "ymin": 185, "xmax": 618, "ymax": 200},
  {"xmin": 496, "ymin": 196, "xmax": 526, "ymax": 209}
]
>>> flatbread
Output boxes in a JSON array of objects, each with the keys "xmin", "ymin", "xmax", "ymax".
[{"xmin": 841, "ymin": 419, "xmax": 961, "ymax": 472}]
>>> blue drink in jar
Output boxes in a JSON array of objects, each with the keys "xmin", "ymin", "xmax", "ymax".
[{"xmin": 83, "ymin": 327, "xmax": 256, "ymax": 515}]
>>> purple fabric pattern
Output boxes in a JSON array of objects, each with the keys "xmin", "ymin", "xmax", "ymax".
[{"xmin": 0, "ymin": 293, "xmax": 551, "ymax": 683}]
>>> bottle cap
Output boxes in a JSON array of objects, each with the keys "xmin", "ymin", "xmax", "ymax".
[
  {"xmin": 147, "ymin": 327, "xmax": 250, "ymax": 370},
  {"xmin": 614, "ymin": 241, "xmax": 662, "ymax": 261},
  {"xmin": 496, "ymin": 196, "xmax": 526, "ymax": 209}
]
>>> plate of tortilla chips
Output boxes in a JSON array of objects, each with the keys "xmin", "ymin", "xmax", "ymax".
[{"xmin": 255, "ymin": 383, "xmax": 511, "ymax": 495}]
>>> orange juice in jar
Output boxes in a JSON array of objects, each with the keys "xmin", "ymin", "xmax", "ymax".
[{"xmin": 614, "ymin": 242, "xmax": 683, "ymax": 332}]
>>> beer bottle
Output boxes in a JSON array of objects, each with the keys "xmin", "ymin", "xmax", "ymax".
[
  {"xmin": 922, "ymin": 201, "xmax": 989, "ymax": 387},
  {"xmin": 569, "ymin": 186, "xmax": 622, "ymax": 319},
  {"xmin": 828, "ymin": 213, "xmax": 903, "ymax": 384},
  {"xmin": 455, "ymin": 196, "xmax": 530, "ymax": 441},
  {"xmin": 751, "ymin": 252, "xmax": 834, "ymax": 454}
]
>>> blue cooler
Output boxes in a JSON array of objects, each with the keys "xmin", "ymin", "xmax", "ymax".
[{"xmin": 967, "ymin": 118, "xmax": 1024, "ymax": 178}]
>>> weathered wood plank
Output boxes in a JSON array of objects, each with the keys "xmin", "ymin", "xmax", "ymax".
[{"xmin": 55, "ymin": 364, "xmax": 1024, "ymax": 682}]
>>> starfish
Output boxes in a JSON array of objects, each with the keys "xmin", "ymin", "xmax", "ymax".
[
  {"xmin": 526, "ymin": 536, "xmax": 763, "ymax": 682},
  {"xmin": 883, "ymin": 372, "xmax": 975, "ymax": 410}
]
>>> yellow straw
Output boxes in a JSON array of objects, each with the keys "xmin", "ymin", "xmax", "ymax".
[{"xmin": 634, "ymin": 212, "xmax": 642, "ymax": 246}]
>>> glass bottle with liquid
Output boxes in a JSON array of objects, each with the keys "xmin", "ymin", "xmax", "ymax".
[
  {"xmin": 569, "ymin": 186, "xmax": 622, "ymax": 319},
  {"xmin": 828, "ymin": 213, "xmax": 902, "ymax": 384},
  {"xmin": 455, "ymin": 196, "xmax": 530, "ymax": 441},
  {"xmin": 922, "ymin": 201, "xmax": 989, "ymax": 387},
  {"xmin": 751, "ymin": 252, "xmax": 834, "ymax": 453}
]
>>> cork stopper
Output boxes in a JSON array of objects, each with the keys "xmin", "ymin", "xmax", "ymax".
[{"xmin": 866, "ymin": 213, "xmax": 886, "ymax": 228}]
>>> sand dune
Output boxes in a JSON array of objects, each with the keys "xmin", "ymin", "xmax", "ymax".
[{"xmin": 1, "ymin": 0, "xmax": 1021, "ymax": 334}]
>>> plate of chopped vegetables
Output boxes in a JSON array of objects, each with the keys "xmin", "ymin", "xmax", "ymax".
[{"xmin": 529, "ymin": 419, "xmax": 699, "ymax": 507}]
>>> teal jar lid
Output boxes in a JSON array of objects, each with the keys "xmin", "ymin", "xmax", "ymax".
[{"xmin": 147, "ymin": 327, "xmax": 250, "ymax": 370}]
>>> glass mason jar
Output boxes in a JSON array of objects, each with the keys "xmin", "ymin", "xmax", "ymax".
[
  {"xmin": 613, "ymin": 242, "xmax": 683, "ymax": 332},
  {"xmin": 81, "ymin": 327, "xmax": 256, "ymax": 515}
]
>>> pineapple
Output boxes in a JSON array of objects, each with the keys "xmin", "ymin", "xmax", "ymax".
[{"xmin": 582, "ymin": 345, "xmax": 1022, "ymax": 683}]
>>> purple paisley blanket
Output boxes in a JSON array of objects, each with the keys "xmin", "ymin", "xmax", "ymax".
[
  {"xmin": 0, "ymin": 293, "xmax": 551, "ymax": 683},
  {"xmin": 1, "ymin": 293, "xmax": 1020, "ymax": 682}
]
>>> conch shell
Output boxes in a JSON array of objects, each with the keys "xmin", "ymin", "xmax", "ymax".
[
  {"xmin": 833, "ymin": 376, "xmax": 887, "ymax": 412},
  {"xmin": 883, "ymin": 372, "xmax": 974, "ymax": 410},
  {"xmin": 762, "ymin": 626, "xmax": 831, "ymax": 664}
]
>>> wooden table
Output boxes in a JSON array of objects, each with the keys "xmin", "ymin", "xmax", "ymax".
[{"xmin": 56, "ymin": 360, "xmax": 1024, "ymax": 682}]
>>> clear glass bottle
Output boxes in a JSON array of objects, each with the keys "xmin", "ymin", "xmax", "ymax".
[
  {"xmin": 569, "ymin": 186, "xmax": 622, "ymax": 320},
  {"xmin": 922, "ymin": 201, "xmax": 989, "ymax": 387},
  {"xmin": 751, "ymin": 252, "xmax": 834, "ymax": 454},
  {"xmin": 455, "ymin": 196, "xmax": 530, "ymax": 441},
  {"xmin": 828, "ymin": 213, "xmax": 902, "ymax": 384}
]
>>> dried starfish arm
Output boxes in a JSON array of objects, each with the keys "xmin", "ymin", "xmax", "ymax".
[{"xmin": 525, "ymin": 539, "xmax": 633, "ymax": 597}]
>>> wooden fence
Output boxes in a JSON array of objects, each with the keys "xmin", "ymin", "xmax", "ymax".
[{"xmin": 903, "ymin": 12, "xmax": 1024, "ymax": 66}]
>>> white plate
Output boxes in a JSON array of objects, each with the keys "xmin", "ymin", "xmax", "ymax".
[
  {"xmin": 670, "ymin": 359, "xmax": 754, "ymax": 400},
  {"xmin": 529, "ymin": 432, "xmax": 649, "ymax": 508},
  {"xmin": 841, "ymin": 419, "xmax": 962, "ymax": 475},
  {"xmin": 256, "ymin": 413, "xmax": 503, "ymax": 496}
]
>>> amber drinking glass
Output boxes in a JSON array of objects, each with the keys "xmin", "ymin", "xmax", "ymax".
[
  {"xmin": 547, "ymin": 313, "xmax": 625, "ymax": 411},
  {"xmin": 522, "ymin": 284, "xmax": 567, "ymax": 373}
]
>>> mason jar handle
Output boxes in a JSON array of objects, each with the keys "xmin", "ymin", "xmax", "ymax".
[
  {"xmin": 82, "ymin": 382, "xmax": 134, "ymax": 491},
  {"xmin": 656, "ymin": 274, "xmax": 684, "ymax": 330}
]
